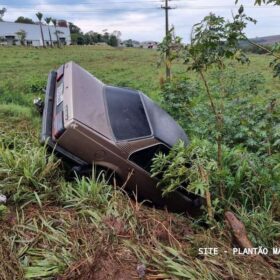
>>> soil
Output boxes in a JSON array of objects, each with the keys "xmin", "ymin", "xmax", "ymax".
[{"xmin": 59, "ymin": 247, "xmax": 140, "ymax": 280}]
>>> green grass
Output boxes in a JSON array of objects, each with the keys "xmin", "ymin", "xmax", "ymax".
[
  {"xmin": 0, "ymin": 46, "xmax": 279, "ymax": 279},
  {"xmin": 0, "ymin": 45, "xmax": 165, "ymax": 102}
]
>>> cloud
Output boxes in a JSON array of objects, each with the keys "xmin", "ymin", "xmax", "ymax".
[{"xmin": 2, "ymin": 0, "xmax": 280, "ymax": 42}]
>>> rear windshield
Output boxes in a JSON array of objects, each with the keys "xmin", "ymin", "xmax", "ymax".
[{"xmin": 105, "ymin": 86, "xmax": 152, "ymax": 141}]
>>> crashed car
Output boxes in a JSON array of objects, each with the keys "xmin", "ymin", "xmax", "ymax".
[{"xmin": 40, "ymin": 61, "xmax": 202, "ymax": 214}]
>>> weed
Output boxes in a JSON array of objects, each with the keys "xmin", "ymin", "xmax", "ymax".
[{"xmin": 60, "ymin": 170, "xmax": 113, "ymax": 210}]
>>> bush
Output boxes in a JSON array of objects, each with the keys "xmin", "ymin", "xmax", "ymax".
[
  {"xmin": 161, "ymin": 71, "xmax": 280, "ymax": 155},
  {"xmin": 151, "ymin": 138, "xmax": 280, "ymax": 216},
  {"xmin": 160, "ymin": 77, "xmax": 201, "ymax": 131}
]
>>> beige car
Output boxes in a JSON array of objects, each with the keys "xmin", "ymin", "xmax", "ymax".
[{"xmin": 41, "ymin": 61, "xmax": 203, "ymax": 214}]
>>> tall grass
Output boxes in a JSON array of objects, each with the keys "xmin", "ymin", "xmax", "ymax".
[
  {"xmin": 0, "ymin": 137, "xmax": 61, "ymax": 205},
  {"xmin": 60, "ymin": 170, "xmax": 113, "ymax": 210}
]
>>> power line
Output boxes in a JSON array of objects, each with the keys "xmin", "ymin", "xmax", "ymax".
[
  {"xmin": 1, "ymin": 1, "xmax": 279, "ymax": 15},
  {"xmin": 1, "ymin": 0, "xmax": 278, "ymax": 7},
  {"xmin": 178, "ymin": 5, "xmax": 279, "ymax": 9},
  {"xmin": 2, "ymin": 8, "xmax": 159, "ymax": 13},
  {"xmin": 1, "ymin": 0, "xmax": 279, "ymax": 8},
  {"xmin": 1, "ymin": 0, "xmax": 172, "ymax": 6},
  {"xmin": 2, "ymin": 4, "xmax": 278, "ymax": 12}
]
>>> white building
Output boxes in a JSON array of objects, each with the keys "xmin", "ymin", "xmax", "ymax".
[{"xmin": 0, "ymin": 20, "xmax": 71, "ymax": 46}]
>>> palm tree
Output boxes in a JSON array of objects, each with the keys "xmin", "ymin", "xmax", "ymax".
[
  {"xmin": 51, "ymin": 19, "xmax": 60, "ymax": 47},
  {"xmin": 45, "ymin": 17, "xmax": 53, "ymax": 47},
  {"xmin": 0, "ymin": 7, "xmax": 7, "ymax": 22},
  {"xmin": 36, "ymin": 12, "xmax": 45, "ymax": 47}
]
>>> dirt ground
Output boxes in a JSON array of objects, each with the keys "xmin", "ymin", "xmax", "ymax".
[{"xmin": 58, "ymin": 247, "xmax": 139, "ymax": 280}]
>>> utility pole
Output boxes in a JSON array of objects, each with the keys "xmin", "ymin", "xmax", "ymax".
[{"xmin": 161, "ymin": 0, "xmax": 175, "ymax": 80}]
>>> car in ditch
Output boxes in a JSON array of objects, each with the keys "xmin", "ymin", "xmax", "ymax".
[{"xmin": 40, "ymin": 61, "xmax": 203, "ymax": 214}]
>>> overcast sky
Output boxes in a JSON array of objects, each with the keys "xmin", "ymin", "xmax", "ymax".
[{"xmin": 1, "ymin": 0, "xmax": 280, "ymax": 42}]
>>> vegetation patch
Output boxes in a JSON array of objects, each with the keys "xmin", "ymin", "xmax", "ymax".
[{"xmin": 0, "ymin": 44, "xmax": 279, "ymax": 279}]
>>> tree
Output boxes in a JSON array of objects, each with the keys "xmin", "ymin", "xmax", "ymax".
[
  {"xmin": 68, "ymin": 25, "xmax": 121, "ymax": 46},
  {"xmin": 83, "ymin": 33, "xmax": 93, "ymax": 45},
  {"xmin": 52, "ymin": 19, "xmax": 60, "ymax": 47},
  {"xmin": 108, "ymin": 35, "xmax": 118, "ymax": 47},
  {"xmin": 15, "ymin": 29, "xmax": 27, "ymax": 45},
  {"xmin": 236, "ymin": 0, "xmax": 280, "ymax": 4},
  {"xmin": 76, "ymin": 36, "xmax": 84, "ymax": 45},
  {"xmin": 112, "ymin": 30, "xmax": 121, "ymax": 40},
  {"xmin": 254, "ymin": 0, "xmax": 280, "ymax": 4},
  {"xmin": 102, "ymin": 30, "xmax": 109, "ymax": 43},
  {"xmin": 111, "ymin": 30, "xmax": 121, "ymax": 46},
  {"xmin": 70, "ymin": 33, "xmax": 79, "ymax": 45},
  {"xmin": 0, "ymin": 7, "xmax": 6, "ymax": 21},
  {"xmin": 95, "ymin": 33, "xmax": 102, "ymax": 43},
  {"xmin": 45, "ymin": 17, "xmax": 53, "ymax": 47},
  {"xmin": 71, "ymin": 33, "xmax": 84, "ymax": 45},
  {"xmin": 15, "ymin": 17, "xmax": 34, "ymax": 24},
  {"xmin": 125, "ymin": 39, "xmax": 133, "ymax": 47},
  {"xmin": 159, "ymin": 7, "xmax": 254, "ymax": 200},
  {"xmin": 68, "ymin": 22, "xmax": 83, "ymax": 45},
  {"xmin": 68, "ymin": 22, "xmax": 82, "ymax": 34},
  {"xmin": 85, "ymin": 31, "xmax": 99, "ymax": 44},
  {"xmin": 36, "ymin": 12, "xmax": 45, "ymax": 47}
]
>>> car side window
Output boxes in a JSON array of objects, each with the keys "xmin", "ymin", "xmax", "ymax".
[{"xmin": 129, "ymin": 144, "xmax": 170, "ymax": 173}]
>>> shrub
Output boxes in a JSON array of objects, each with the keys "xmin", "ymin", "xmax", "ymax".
[
  {"xmin": 151, "ymin": 139, "xmax": 280, "ymax": 216},
  {"xmin": 160, "ymin": 77, "xmax": 201, "ymax": 130},
  {"xmin": 161, "ymin": 71, "xmax": 280, "ymax": 155}
]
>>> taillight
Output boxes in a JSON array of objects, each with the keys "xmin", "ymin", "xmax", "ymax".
[
  {"xmin": 53, "ymin": 66, "xmax": 65, "ymax": 139},
  {"xmin": 54, "ymin": 111, "xmax": 65, "ymax": 139},
  {"xmin": 56, "ymin": 65, "xmax": 64, "ymax": 82}
]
